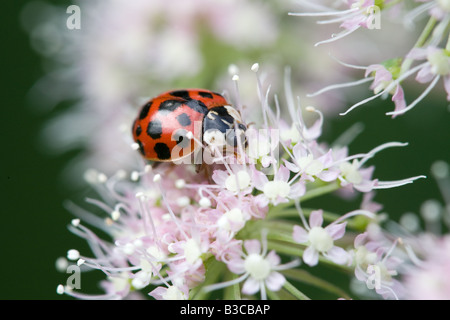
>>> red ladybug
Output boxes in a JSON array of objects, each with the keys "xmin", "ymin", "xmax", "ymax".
[{"xmin": 132, "ymin": 89, "xmax": 246, "ymax": 165}]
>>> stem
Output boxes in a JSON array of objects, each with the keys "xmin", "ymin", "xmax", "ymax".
[
  {"xmin": 283, "ymin": 280, "xmax": 311, "ymax": 300},
  {"xmin": 300, "ymin": 181, "xmax": 340, "ymax": 202},
  {"xmin": 400, "ymin": 16, "xmax": 437, "ymax": 75},
  {"xmin": 223, "ymin": 273, "xmax": 241, "ymax": 300},
  {"xmin": 267, "ymin": 239, "xmax": 353, "ymax": 272},
  {"xmin": 190, "ymin": 258, "xmax": 226, "ymax": 300},
  {"xmin": 282, "ymin": 268, "xmax": 352, "ymax": 299},
  {"xmin": 446, "ymin": 33, "xmax": 450, "ymax": 52}
]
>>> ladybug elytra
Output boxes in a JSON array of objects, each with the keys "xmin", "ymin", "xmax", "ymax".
[{"xmin": 132, "ymin": 89, "xmax": 246, "ymax": 164}]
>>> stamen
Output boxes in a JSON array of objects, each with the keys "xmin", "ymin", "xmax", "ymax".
[
  {"xmin": 307, "ymin": 77, "xmax": 374, "ymax": 97},
  {"xmin": 315, "ymin": 25, "xmax": 360, "ymax": 47}
]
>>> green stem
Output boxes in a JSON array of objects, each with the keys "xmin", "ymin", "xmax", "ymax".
[
  {"xmin": 300, "ymin": 181, "xmax": 340, "ymax": 202},
  {"xmin": 283, "ymin": 280, "xmax": 310, "ymax": 300},
  {"xmin": 267, "ymin": 239, "xmax": 353, "ymax": 272},
  {"xmin": 400, "ymin": 16, "xmax": 437, "ymax": 75},
  {"xmin": 446, "ymin": 33, "xmax": 450, "ymax": 52},
  {"xmin": 223, "ymin": 273, "xmax": 241, "ymax": 300},
  {"xmin": 190, "ymin": 258, "xmax": 226, "ymax": 300},
  {"xmin": 282, "ymin": 268, "xmax": 352, "ymax": 300}
]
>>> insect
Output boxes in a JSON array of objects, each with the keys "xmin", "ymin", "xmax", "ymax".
[{"xmin": 132, "ymin": 89, "xmax": 246, "ymax": 168}]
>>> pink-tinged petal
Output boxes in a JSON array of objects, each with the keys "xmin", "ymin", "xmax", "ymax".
[
  {"xmin": 354, "ymin": 232, "xmax": 368, "ymax": 247},
  {"xmin": 211, "ymin": 169, "xmax": 228, "ymax": 186},
  {"xmin": 148, "ymin": 286, "xmax": 166, "ymax": 300},
  {"xmin": 325, "ymin": 246, "xmax": 350, "ymax": 265},
  {"xmin": 303, "ymin": 246, "xmax": 319, "ymax": 267},
  {"xmin": 242, "ymin": 277, "xmax": 260, "ymax": 295},
  {"xmin": 293, "ymin": 225, "xmax": 308, "ymax": 244},
  {"xmin": 359, "ymin": 166, "xmax": 374, "ymax": 180},
  {"xmin": 444, "ymin": 76, "xmax": 450, "ymax": 101},
  {"xmin": 354, "ymin": 179, "xmax": 377, "ymax": 192},
  {"xmin": 284, "ymin": 159, "xmax": 300, "ymax": 173},
  {"xmin": 266, "ymin": 250, "xmax": 281, "ymax": 267},
  {"xmin": 406, "ymin": 47, "xmax": 427, "ymax": 60},
  {"xmin": 227, "ymin": 258, "xmax": 246, "ymax": 274},
  {"xmin": 254, "ymin": 194, "xmax": 269, "ymax": 208},
  {"xmin": 318, "ymin": 168, "xmax": 340, "ymax": 182},
  {"xmin": 416, "ymin": 64, "xmax": 434, "ymax": 83},
  {"xmin": 309, "ymin": 209, "xmax": 323, "ymax": 228},
  {"xmin": 318, "ymin": 149, "xmax": 334, "ymax": 167},
  {"xmin": 304, "ymin": 117, "xmax": 322, "ymax": 141},
  {"xmin": 365, "ymin": 64, "xmax": 383, "ymax": 78},
  {"xmin": 292, "ymin": 142, "xmax": 308, "ymax": 160},
  {"xmin": 244, "ymin": 239, "xmax": 261, "ymax": 255},
  {"xmin": 355, "ymin": 266, "xmax": 367, "ymax": 281},
  {"xmin": 391, "ymin": 85, "xmax": 406, "ymax": 118},
  {"xmin": 251, "ymin": 167, "xmax": 268, "ymax": 191},
  {"xmin": 265, "ymin": 271, "xmax": 285, "ymax": 292},
  {"xmin": 289, "ymin": 181, "xmax": 306, "ymax": 198},
  {"xmin": 275, "ymin": 165, "xmax": 290, "ymax": 182},
  {"xmin": 361, "ymin": 192, "xmax": 383, "ymax": 213},
  {"xmin": 326, "ymin": 222, "xmax": 347, "ymax": 240}
]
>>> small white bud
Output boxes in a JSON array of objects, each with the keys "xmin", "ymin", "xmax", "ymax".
[
  {"xmin": 251, "ymin": 63, "xmax": 259, "ymax": 72},
  {"xmin": 199, "ymin": 197, "xmax": 211, "ymax": 208},
  {"xmin": 131, "ymin": 142, "xmax": 140, "ymax": 150},
  {"xmin": 67, "ymin": 249, "xmax": 80, "ymax": 261},
  {"xmin": 71, "ymin": 219, "xmax": 80, "ymax": 227},
  {"xmin": 111, "ymin": 210, "xmax": 120, "ymax": 221},
  {"xmin": 131, "ymin": 171, "xmax": 140, "ymax": 181},
  {"xmin": 56, "ymin": 285, "xmax": 65, "ymax": 295},
  {"xmin": 175, "ymin": 179, "xmax": 186, "ymax": 189},
  {"xmin": 153, "ymin": 174, "xmax": 162, "ymax": 183}
]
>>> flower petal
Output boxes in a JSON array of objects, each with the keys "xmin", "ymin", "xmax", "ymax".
[
  {"xmin": 265, "ymin": 271, "xmax": 285, "ymax": 292},
  {"xmin": 242, "ymin": 277, "xmax": 260, "ymax": 295},
  {"xmin": 244, "ymin": 239, "xmax": 261, "ymax": 255},
  {"xmin": 303, "ymin": 246, "xmax": 319, "ymax": 267},
  {"xmin": 324, "ymin": 246, "xmax": 350, "ymax": 265},
  {"xmin": 293, "ymin": 225, "xmax": 308, "ymax": 244},
  {"xmin": 326, "ymin": 222, "xmax": 347, "ymax": 240},
  {"xmin": 309, "ymin": 209, "xmax": 323, "ymax": 228}
]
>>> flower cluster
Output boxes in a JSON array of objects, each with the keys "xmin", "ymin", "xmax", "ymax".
[
  {"xmin": 292, "ymin": 0, "xmax": 450, "ymax": 117},
  {"xmin": 56, "ymin": 66, "xmax": 426, "ymax": 300}
]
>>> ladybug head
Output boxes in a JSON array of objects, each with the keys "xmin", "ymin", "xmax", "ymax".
[{"xmin": 202, "ymin": 105, "xmax": 247, "ymax": 149}]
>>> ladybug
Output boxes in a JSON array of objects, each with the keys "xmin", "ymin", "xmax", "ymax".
[{"xmin": 132, "ymin": 89, "xmax": 246, "ymax": 166}]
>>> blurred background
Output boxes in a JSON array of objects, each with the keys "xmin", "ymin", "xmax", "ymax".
[{"xmin": 2, "ymin": 0, "xmax": 449, "ymax": 299}]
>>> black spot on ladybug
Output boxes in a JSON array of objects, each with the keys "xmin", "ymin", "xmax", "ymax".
[
  {"xmin": 135, "ymin": 124, "xmax": 142, "ymax": 137},
  {"xmin": 186, "ymin": 99, "xmax": 208, "ymax": 114},
  {"xmin": 173, "ymin": 129, "xmax": 190, "ymax": 148},
  {"xmin": 198, "ymin": 91, "xmax": 213, "ymax": 99},
  {"xmin": 137, "ymin": 140, "xmax": 145, "ymax": 156},
  {"xmin": 158, "ymin": 99, "xmax": 183, "ymax": 114},
  {"xmin": 139, "ymin": 101, "xmax": 152, "ymax": 119},
  {"xmin": 176, "ymin": 113, "xmax": 191, "ymax": 127},
  {"xmin": 170, "ymin": 90, "xmax": 191, "ymax": 100},
  {"xmin": 154, "ymin": 142, "xmax": 171, "ymax": 160},
  {"xmin": 147, "ymin": 119, "xmax": 162, "ymax": 139}
]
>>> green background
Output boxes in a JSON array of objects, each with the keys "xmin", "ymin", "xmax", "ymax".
[{"xmin": 2, "ymin": 0, "xmax": 449, "ymax": 299}]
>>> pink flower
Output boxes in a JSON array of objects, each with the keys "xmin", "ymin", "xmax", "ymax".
[
  {"xmin": 402, "ymin": 235, "xmax": 450, "ymax": 300},
  {"xmin": 204, "ymin": 238, "xmax": 300, "ymax": 299},
  {"xmin": 284, "ymin": 143, "xmax": 340, "ymax": 183},
  {"xmin": 252, "ymin": 165, "xmax": 306, "ymax": 206},
  {"xmin": 352, "ymin": 232, "xmax": 404, "ymax": 299},
  {"xmin": 293, "ymin": 210, "xmax": 350, "ymax": 266}
]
